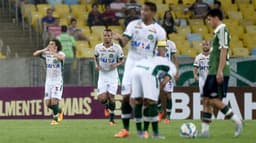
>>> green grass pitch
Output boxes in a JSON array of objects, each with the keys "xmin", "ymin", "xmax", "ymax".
[{"xmin": 0, "ymin": 119, "xmax": 254, "ymax": 143}]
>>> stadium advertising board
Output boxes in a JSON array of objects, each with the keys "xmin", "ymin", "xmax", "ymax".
[{"xmin": 0, "ymin": 87, "xmax": 255, "ymax": 119}]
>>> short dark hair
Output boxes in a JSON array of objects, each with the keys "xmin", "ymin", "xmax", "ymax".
[
  {"xmin": 104, "ymin": 28, "xmax": 112, "ymax": 34},
  {"xmin": 70, "ymin": 18, "xmax": 77, "ymax": 23},
  {"xmin": 50, "ymin": 39, "xmax": 62, "ymax": 51},
  {"xmin": 214, "ymin": 1, "xmax": 221, "ymax": 7},
  {"xmin": 207, "ymin": 8, "xmax": 223, "ymax": 20},
  {"xmin": 61, "ymin": 25, "xmax": 67, "ymax": 32},
  {"xmin": 144, "ymin": 2, "xmax": 157, "ymax": 12}
]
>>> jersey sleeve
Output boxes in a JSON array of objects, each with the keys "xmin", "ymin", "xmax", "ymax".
[
  {"xmin": 193, "ymin": 55, "xmax": 199, "ymax": 68},
  {"xmin": 167, "ymin": 40, "xmax": 177, "ymax": 54},
  {"xmin": 94, "ymin": 45, "xmax": 99, "ymax": 57},
  {"xmin": 156, "ymin": 25, "xmax": 167, "ymax": 41},
  {"xmin": 117, "ymin": 44, "xmax": 124, "ymax": 59},
  {"xmin": 123, "ymin": 20, "xmax": 135, "ymax": 39},
  {"xmin": 218, "ymin": 27, "xmax": 230, "ymax": 49},
  {"xmin": 58, "ymin": 51, "xmax": 66, "ymax": 57}
]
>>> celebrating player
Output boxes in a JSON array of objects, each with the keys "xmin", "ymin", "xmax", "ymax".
[
  {"xmin": 33, "ymin": 39, "xmax": 65, "ymax": 125},
  {"xmin": 131, "ymin": 40, "xmax": 177, "ymax": 139},
  {"xmin": 113, "ymin": 2, "xmax": 166, "ymax": 138},
  {"xmin": 94, "ymin": 29, "xmax": 124, "ymax": 126},
  {"xmin": 193, "ymin": 40, "xmax": 210, "ymax": 96},
  {"xmin": 200, "ymin": 9, "xmax": 242, "ymax": 137},
  {"xmin": 158, "ymin": 39, "xmax": 179, "ymax": 124}
]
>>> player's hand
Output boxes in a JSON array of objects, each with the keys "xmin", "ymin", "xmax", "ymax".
[
  {"xmin": 95, "ymin": 65, "xmax": 101, "ymax": 71},
  {"xmin": 110, "ymin": 64, "xmax": 118, "ymax": 70},
  {"xmin": 112, "ymin": 31, "xmax": 121, "ymax": 41},
  {"xmin": 216, "ymin": 71, "xmax": 224, "ymax": 84},
  {"xmin": 194, "ymin": 75, "xmax": 198, "ymax": 81},
  {"xmin": 174, "ymin": 73, "xmax": 179, "ymax": 81}
]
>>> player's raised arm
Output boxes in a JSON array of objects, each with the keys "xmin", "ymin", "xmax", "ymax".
[
  {"xmin": 112, "ymin": 31, "xmax": 130, "ymax": 48},
  {"xmin": 51, "ymin": 52, "xmax": 65, "ymax": 61},
  {"xmin": 33, "ymin": 47, "xmax": 48, "ymax": 56}
]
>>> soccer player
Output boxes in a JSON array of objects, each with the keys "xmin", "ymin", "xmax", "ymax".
[
  {"xmin": 112, "ymin": 2, "xmax": 166, "ymax": 138},
  {"xmin": 131, "ymin": 40, "xmax": 177, "ymax": 139},
  {"xmin": 193, "ymin": 40, "xmax": 210, "ymax": 95},
  {"xmin": 158, "ymin": 39, "xmax": 179, "ymax": 124},
  {"xmin": 33, "ymin": 39, "xmax": 65, "ymax": 125},
  {"xmin": 200, "ymin": 8, "xmax": 242, "ymax": 137},
  {"xmin": 94, "ymin": 29, "xmax": 124, "ymax": 125}
]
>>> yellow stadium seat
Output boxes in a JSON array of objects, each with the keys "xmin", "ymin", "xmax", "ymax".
[
  {"xmin": 245, "ymin": 25, "xmax": 256, "ymax": 33},
  {"xmin": 239, "ymin": 19, "xmax": 255, "ymax": 28},
  {"xmin": 71, "ymin": 4, "xmax": 86, "ymax": 18},
  {"xmin": 165, "ymin": 0, "xmax": 179, "ymax": 5},
  {"xmin": 54, "ymin": 4, "xmax": 70, "ymax": 19},
  {"xmin": 176, "ymin": 40, "xmax": 191, "ymax": 52},
  {"xmin": 176, "ymin": 26, "xmax": 191, "ymax": 36},
  {"xmin": 238, "ymin": 3, "xmax": 254, "ymax": 12},
  {"xmin": 203, "ymin": 33, "xmax": 212, "ymax": 40},
  {"xmin": 222, "ymin": 4, "xmax": 238, "ymax": 14},
  {"xmin": 181, "ymin": 47, "xmax": 197, "ymax": 57},
  {"xmin": 29, "ymin": 11, "xmax": 43, "ymax": 28},
  {"xmin": 108, "ymin": 26, "xmax": 123, "ymax": 34},
  {"xmin": 253, "ymin": 0, "xmax": 256, "ymax": 8},
  {"xmin": 188, "ymin": 19, "xmax": 204, "ymax": 25},
  {"xmin": 232, "ymin": 47, "xmax": 249, "ymax": 57},
  {"xmin": 157, "ymin": 4, "xmax": 170, "ymax": 19},
  {"xmin": 37, "ymin": 4, "xmax": 52, "ymax": 15},
  {"xmin": 236, "ymin": 0, "xmax": 250, "ymax": 4},
  {"xmin": 229, "ymin": 25, "xmax": 244, "ymax": 39},
  {"xmin": 182, "ymin": 0, "xmax": 196, "ymax": 5},
  {"xmin": 191, "ymin": 25, "xmax": 209, "ymax": 35},
  {"xmin": 223, "ymin": 19, "xmax": 239, "ymax": 28},
  {"xmin": 242, "ymin": 33, "xmax": 256, "ymax": 46},
  {"xmin": 168, "ymin": 33, "xmax": 186, "ymax": 43},
  {"xmin": 76, "ymin": 40, "xmax": 94, "ymax": 58},
  {"xmin": 230, "ymin": 40, "xmax": 244, "ymax": 49},
  {"xmin": 192, "ymin": 40, "xmax": 203, "ymax": 53},
  {"xmin": 79, "ymin": 26, "xmax": 92, "ymax": 36},
  {"xmin": 21, "ymin": 4, "xmax": 36, "ymax": 19},
  {"xmin": 227, "ymin": 11, "xmax": 243, "ymax": 20}
]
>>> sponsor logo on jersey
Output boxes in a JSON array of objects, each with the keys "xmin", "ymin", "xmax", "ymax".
[
  {"xmin": 47, "ymin": 63, "xmax": 61, "ymax": 68},
  {"xmin": 131, "ymin": 41, "xmax": 150, "ymax": 50}
]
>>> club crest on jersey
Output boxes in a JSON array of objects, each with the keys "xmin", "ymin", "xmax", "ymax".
[{"xmin": 147, "ymin": 34, "xmax": 154, "ymax": 41}]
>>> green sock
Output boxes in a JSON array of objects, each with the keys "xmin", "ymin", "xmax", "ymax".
[
  {"xmin": 143, "ymin": 121, "xmax": 150, "ymax": 131},
  {"xmin": 51, "ymin": 104, "xmax": 60, "ymax": 121},
  {"xmin": 134, "ymin": 104, "xmax": 143, "ymax": 132},
  {"xmin": 109, "ymin": 101, "xmax": 116, "ymax": 122},
  {"xmin": 121, "ymin": 101, "xmax": 132, "ymax": 131},
  {"xmin": 166, "ymin": 98, "xmax": 172, "ymax": 119},
  {"xmin": 157, "ymin": 99, "xmax": 162, "ymax": 113},
  {"xmin": 148, "ymin": 104, "xmax": 158, "ymax": 134},
  {"xmin": 122, "ymin": 119, "xmax": 130, "ymax": 130}
]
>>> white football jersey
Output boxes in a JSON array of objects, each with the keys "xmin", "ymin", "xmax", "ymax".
[
  {"xmin": 42, "ymin": 51, "xmax": 65, "ymax": 83},
  {"xmin": 124, "ymin": 19, "xmax": 166, "ymax": 60},
  {"xmin": 134, "ymin": 56, "xmax": 177, "ymax": 79},
  {"xmin": 193, "ymin": 53, "xmax": 209, "ymax": 78}
]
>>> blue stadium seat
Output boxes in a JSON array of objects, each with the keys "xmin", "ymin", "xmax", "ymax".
[
  {"xmin": 64, "ymin": 0, "xmax": 79, "ymax": 5},
  {"xmin": 251, "ymin": 48, "xmax": 256, "ymax": 56},
  {"xmin": 47, "ymin": 0, "xmax": 62, "ymax": 6},
  {"xmin": 186, "ymin": 33, "xmax": 203, "ymax": 45}
]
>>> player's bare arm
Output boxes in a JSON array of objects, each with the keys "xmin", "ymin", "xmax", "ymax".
[
  {"xmin": 216, "ymin": 48, "xmax": 227, "ymax": 84},
  {"xmin": 94, "ymin": 55, "xmax": 101, "ymax": 71},
  {"xmin": 160, "ymin": 75, "xmax": 171, "ymax": 90},
  {"xmin": 193, "ymin": 67, "xmax": 199, "ymax": 81},
  {"xmin": 172, "ymin": 54, "xmax": 179, "ymax": 80},
  {"xmin": 33, "ymin": 47, "xmax": 48, "ymax": 56},
  {"xmin": 112, "ymin": 32, "xmax": 129, "ymax": 47},
  {"xmin": 111, "ymin": 57, "xmax": 125, "ymax": 70},
  {"xmin": 51, "ymin": 52, "xmax": 65, "ymax": 61}
]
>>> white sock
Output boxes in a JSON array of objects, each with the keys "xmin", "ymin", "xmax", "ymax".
[
  {"xmin": 231, "ymin": 114, "xmax": 241, "ymax": 125},
  {"xmin": 201, "ymin": 122, "xmax": 209, "ymax": 133}
]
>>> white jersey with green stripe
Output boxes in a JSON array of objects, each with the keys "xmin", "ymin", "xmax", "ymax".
[
  {"xmin": 42, "ymin": 51, "xmax": 65, "ymax": 83},
  {"xmin": 124, "ymin": 19, "xmax": 166, "ymax": 60},
  {"xmin": 134, "ymin": 56, "xmax": 177, "ymax": 80}
]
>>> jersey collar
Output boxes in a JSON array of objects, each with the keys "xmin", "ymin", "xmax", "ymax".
[{"xmin": 214, "ymin": 23, "xmax": 226, "ymax": 34}]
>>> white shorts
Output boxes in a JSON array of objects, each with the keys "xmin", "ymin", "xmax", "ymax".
[
  {"xmin": 199, "ymin": 76, "xmax": 207, "ymax": 95},
  {"xmin": 97, "ymin": 78, "xmax": 118, "ymax": 95},
  {"xmin": 44, "ymin": 82, "xmax": 63, "ymax": 100},
  {"xmin": 121, "ymin": 58, "xmax": 136, "ymax": 95},
  {"xmin": 131, "ymin": 69, "xmax": 159, "ymax": 102},
  {"xmin": 163, "ymin": 80, "xmax": 174, "ymax": 93}
]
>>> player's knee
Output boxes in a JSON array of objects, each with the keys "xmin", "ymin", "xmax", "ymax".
[{"xmin": 98, "ymin": 95, "xmax": 107, "ymax": 104}]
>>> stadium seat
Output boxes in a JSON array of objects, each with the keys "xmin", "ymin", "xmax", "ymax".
[
  {"xmin": 165, "ymin": 0, "xmax": 179, "ymax": 5},
  {"xmin": 251, "ymin": 48, "xmax": 256, "ymax": 56},
  {"xmin": 175, "ymin": 40, "xmax": 190, "ymax": 52},
  {"xmin": 21, "ymin": 4, "xmax": 36, "ymax": 19},
  {"xmin": 91, "ymin": 26, "xmax": 107, "ymax": 39},
  {"xmin": 188, "ymin": 19, "xmax": 204, "ymax": 25},
  {"xmin": 191, "ymin": 40, "xmax": 203, "ymax": 53},
  {"xmin": 223, "ymin": 19, "xmax": 239, "ymax": 28},
  {"xmin": 232, "ymin": 47, "xmax": 249, "ymax": 57},
  {"xmin": 76, "ymin": 13, "xmax": 88, "ymax": 27},
  {"xmin": 227, "ymin": 11, "xmax": 243, "ymax": 21},
  {"xmin": 229, "ymin": 25, "xmax": 244, "ymax": 39},
  {"xmin": 236, "ymin": 0, "xmax": 250, "ymax": 4},
  {"xmin": 80, "ymin": 26, "xmax": 92, "ymax": 36},
  {"xmin": 29, "ymin": 11, "xmax": 43, "ymax": 28},
  {"xmin": 157, "ymin": 4, "xmax": 170, "ymax": 19},
  {"xmin": 239, "ymin": 19, "xmax": 255, "ymax": 28},
  {"xmin": 245, "ymin": 25, "xmax": 256, "ymax": 34},
  {"xmin": 186, "ymin": 33, "xmax": 203, "ymax": 45},
  {"xmin": 54, "ymin": 4, "xmax": 70, "ymax": 19},
  {"xmin": 37, "ymin": 4, "xmax": 52, "ymax": 15},
  {"xmin": 203, "ymin": 33, "xmax": 212, "ymax": 40},
  {"xmin": 47, "ymin": 0, "xmax": 62, "ymax": 6},
  {"xmin": 182, "ymin": 0, "xmax": 196, "ymax": 5},
  {"xmin": 63, "ymin": 0, "xmax": 79, "ymax": 5},
  {"xmin": 181, "ymin": 47, "xmax": 197, "ymax": 57},
  {"xmin": 222, "ymin": 4, "xmax": 238, "ymax": 14},
  {"xmin": 168, "ymin": 33, "xmax": 186, "ymax": 43},
  {"xmin": 191, "ymin": 25, "xmax": 209, "ymax": 35},
  {"xmin": 176, "ymin": 26, "xmax": 191, "ymax": 37},
  {"xmin": 76, "ymin": 41, "xmax": 94, "ymax": 58},
  {"xmin": 71, "ymin": 5, "xmax": 86, "ymax": 18},
  {"xmin": 230, "ymin": 40, "xmax": 244, "ymax": 49},
  {"xmin": 108, "ymin": 26, "xmax": 123, "ymax": 34}
]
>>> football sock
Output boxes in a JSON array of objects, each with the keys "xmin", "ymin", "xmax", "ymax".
[
  {"xmin": 221, "ymin": 106, "xmax": 241, "ymax": 124},
  {"xmin": 104, "ymin": 100, "xmax": 109, "ymax": 109},
  {"xmin": 201, "ymin": 112, "xmax": 212, "ymax": 132},
  {"xmin": 121, "ymin": 100, "xmax": 132, "ymax": 131},
  {"xmin": 109, "ymin": 101, "xmax": 116, "ymax": 122},
  {"xmin": 166, "ymin": 98, "xmax": 172, "ymax": 119},
  {"xmin": 51, "ymin": 104, "xmax": 61, "ymax": 121},
  {"xmin": 134, "ymin": 104, "xmax": 143, "ymax": 132},
  {"xmin": 144, "ymin": 104, "xmax": 158, "ymax": 134}
]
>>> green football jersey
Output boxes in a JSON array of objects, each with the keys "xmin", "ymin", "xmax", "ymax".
[{"xmin": 208, "ymin": 24, "xmax": 230, "ymax": 76}]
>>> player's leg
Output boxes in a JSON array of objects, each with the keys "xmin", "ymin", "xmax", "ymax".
[
  {"xmin": 50, "ymin": 83, "xmax": 63, "ymax": 123},
  {"xmin": 209, "ymin": 76, "xmax": 242, "ymax": 137},
  {"xmin": 200, "ymin": 75, "xmax": 215, "ymax": 137},
  {"xmin": 143, "ymin": 76, "xmax": 164, "ymax": 139},
  {"xmin": 158, "ymin": 90, "xmax": 166, "ymax": 122},
  {"xmin": 97, "ymin": 78, "xmax": 110, "ymax": 117},
  {"xmin": 115, "ymin": 59, "xmax": 134, "ymax": 138},
  {"xmin": 107, "ymin": 80, "xmax": 118, "ymax": 125},
  {"xmin": 164, "ymin": 80, "xmax": 174, "ymax": 124}
]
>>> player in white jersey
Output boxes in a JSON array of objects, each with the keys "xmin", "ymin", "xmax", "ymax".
[
  {"xmin": 193, "ymin": 40, "xmax": 210, "ymax": 95},
  {"xmin": 33, "ymin": 39, "xmax": 65, "ymax": 125},
  {"xmin": 131, "ymin": 40, "xmax": 177, "ymax": 139},
  {"xmin": 157, "ymin": 40, "xmax": 179, "ymax": 124},
  {"xmin": 94, "ymin": 29, "xmax": 124, "ymax": 126},
  {"xmin": 113, "ymin": 2, "xmax": 166, "ymax": 138}
]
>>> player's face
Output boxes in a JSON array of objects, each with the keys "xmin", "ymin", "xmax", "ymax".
[
  {"xmin": 157, "ymin": 47, "xmax": 166, "ymax": 57},
  {"xmin": 207, "ymin": 16, "xmax": 217, "ymax": 28},
  {"xmin": 103, "ymin": 31, "xmax": 112, "ymax": 45},
  {"xmin": 202, "ymin": 40, "xmax": 210, "ymax": 52},
  {"xmin": 48, "ymin": 41, "xmax": 57, "ymax": 52},
  {"xmin": 140, "ymin": 5, "xmax": 155, "ymax": 21}
]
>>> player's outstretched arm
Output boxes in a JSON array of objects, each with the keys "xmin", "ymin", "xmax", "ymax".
[
  {"xmin": 193, "ymin": 67, "xmax": 199, "ymax": 81},
  {"xmin": 51, "ymin": 52, "xmax": 65, "ymax": 61},
  {"xmin": 112, "ymin": 31, "xmax": 129, "ymax": 47},
  {"xmin": 33, "ymin": 47, "xmax": 48, "ymax": 56},
  {"xmin": 172, "ymin": 54, "xmax": 179, "ymax": 80}
]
